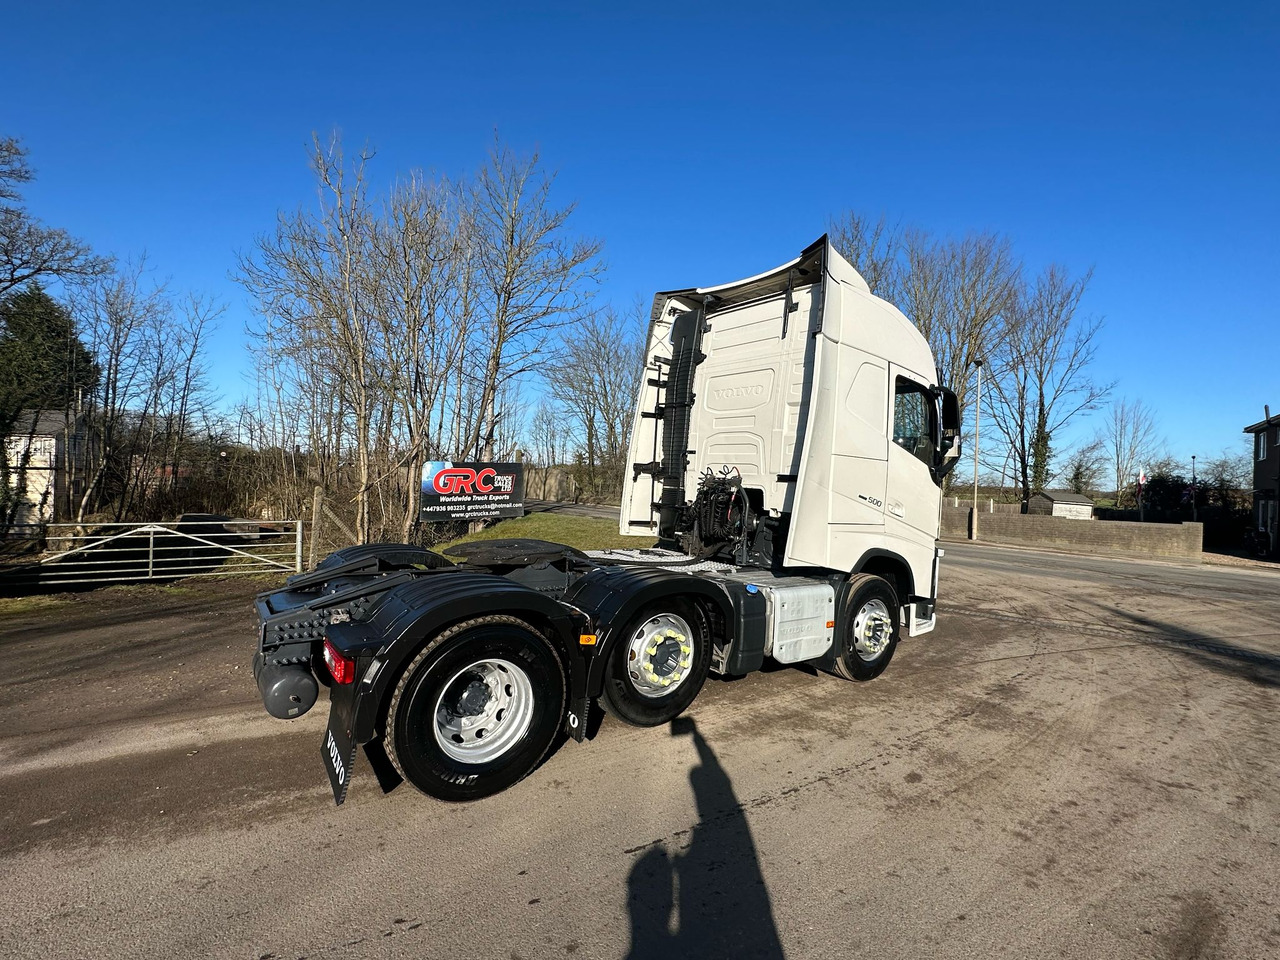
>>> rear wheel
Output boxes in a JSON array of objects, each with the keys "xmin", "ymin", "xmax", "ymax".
[
  {"xmin": 601, "ymin": 599, "xmax": 712, "ymax": 726},
  {"xmin": 384, "ymin": 615, "xmax": 565, "ymax": 802},
  {"xmin": 832, "ymin": 574, "xmax": 900, "ymax": 682}
]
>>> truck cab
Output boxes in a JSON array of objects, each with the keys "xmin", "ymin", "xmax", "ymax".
[{"xmin": 621, "ymin": 236, "xmax": 960, "ymax": 634}]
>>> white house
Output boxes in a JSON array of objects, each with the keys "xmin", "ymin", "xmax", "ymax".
[
  {"xmin": 1026, "ymin": 490, "xmax": 1095, "ymax": 520},
  {"xmin": 3, "ymin": 410, "xmax": 88, "ymax": 530}
]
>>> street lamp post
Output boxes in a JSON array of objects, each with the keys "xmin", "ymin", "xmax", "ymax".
[
  {"xmin": 971, "ymin": 359, "xmax": 983, "ymax": 541},
  {"xmin": 1191, "ymin": 455, "xmax": 1197, "ymax": 522}
]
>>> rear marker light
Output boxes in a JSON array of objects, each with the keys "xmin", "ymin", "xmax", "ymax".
[{"xmin": 323, "ymin": 638, "xmax": 356, "ymax": 684}]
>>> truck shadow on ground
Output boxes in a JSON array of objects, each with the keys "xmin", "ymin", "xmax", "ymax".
[{"xmin": 626, "ymin": 718, "xmax": 786, "ymax": 960}]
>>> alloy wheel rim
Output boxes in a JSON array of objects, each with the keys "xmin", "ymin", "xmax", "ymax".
[
  {"xmin": 625, "ymin": 613, "xmax": 695, "ymax": 699},
  {"xmin": 852, "ymin": 599, "xmax": 893, "ymax": 661},
  {"xmin": 432, "ymin": 658, "xmax": 535, "ymax": 763}
]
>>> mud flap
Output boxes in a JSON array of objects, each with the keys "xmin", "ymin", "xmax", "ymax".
[
  {"xmin": 561, "ymin": 693, "xmax": 587, "ymax": 742},
  {"xmin": 322, "ymin": 702, "xmax": 358, "ymax": 805}
]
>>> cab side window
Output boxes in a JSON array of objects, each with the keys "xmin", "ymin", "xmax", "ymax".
[{"xmin": 893, "ymin": 377, "xmax": 933, "ymax": 466}]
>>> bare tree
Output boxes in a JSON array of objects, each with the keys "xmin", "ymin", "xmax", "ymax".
[
  {"xmin": 987, "ymin": 264, "xmax": 1112, "ymax": 499},
  {"xmin": 370, "ymin": 171, "xmax": 465, "ymax": 539},
  {"xmin": 237, "ymin": 134, "xmax": 386, "ymax": 541},
  {"xmin": 929, "ymin": 231, "xmax": 1022, "ymax": 423},
  {"xmin": 1102, "ymin": 397, "xmax": 1161, "ymax": 506},
  {"xmin": 491, "ymin": 378, "xmax": 531, "ymax": 463},
  {"xmin": 1059, "ymin": 439, "xmax": 1107, "ymax": 495},
  {"xmin": 545, "ymin": 304, "xmax": 646, "ymax": 498},
  {"xmin": 527, "ymin": 399, "xmax": 566, "ymax": 468},
  {"xmin": 0, "ymin": 139, "xmax": 32, "ymax": 203},
  {"xmin": 66, "ymin": 258, "xmax": 222, "ymax": 521},
  {"xmin": 0, "ymin": 137, "xmax": 109, "ymax": 296},
  {"xmin": 235, "ymin": 132, "xmax": 605, "ymax": 543},
  {"xmin": 1200, "ymin": 444, "xmax": 1252, "ymax": 492},
  {"xmin": 153, "ymin": 294, "xmax": 221, "ymax": 505},
  {"xmin": 1198, "ymin": 442, "xmax": 1253, "ymax": 512},
  {"xmin": 468, "ymin": 140, "xmax": 604, "ymax": 462},
  {"xmin": 828, "ymin": 211, "xmax": 902, "ymax": 296},
  {"xmin": 74, "ymin": 259, "xmax": 168, "ymax": 519}
]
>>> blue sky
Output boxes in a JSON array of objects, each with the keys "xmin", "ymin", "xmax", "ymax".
[{"xmin": 5, "ymin": 1, "xmax": 1276, "ymax": 475}]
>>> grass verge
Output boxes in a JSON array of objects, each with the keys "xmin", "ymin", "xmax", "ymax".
[
  {"xmin": 433, "ymin": 512, "xmax": 655, "ymax": 555},
  {"xmin": 0, "ymin": 580, "xmax": 203, "ymax": 617},
  {"xmin": 0, "ymin": 593, "xmax": 68, "ymax": 616}
]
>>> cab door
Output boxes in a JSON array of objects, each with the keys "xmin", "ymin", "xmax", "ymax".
[{"xmin": 884, "ymin": 367, "xmax": 941, "ymax": 544}]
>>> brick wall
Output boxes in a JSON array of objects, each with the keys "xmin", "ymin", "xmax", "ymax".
[
  {"xmin": 940, "ymin": 506, "xmax": 1202, "ymax": 561},
  {"xmin": 941, "ymin": 506, "xmax": 970, "ymax": 539}
]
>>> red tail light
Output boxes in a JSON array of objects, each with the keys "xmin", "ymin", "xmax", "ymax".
[{"xmin": 322, "ymin": 638, "xmax": 356, "ymax": 684}]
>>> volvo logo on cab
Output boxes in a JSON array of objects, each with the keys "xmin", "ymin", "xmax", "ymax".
[{"xmin": 705, "ymin": 370, "xmax": 775, "ymax": 409}]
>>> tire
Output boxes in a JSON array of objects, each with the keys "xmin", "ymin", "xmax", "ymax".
[
  {"xmin": 601, "ymin": 599, "xmax": 712, "ymax": 726},
  {"xmin": 383, "ymin": 615, "xmax": 565, "ymax": 802},
  {"xmin": 831, "ymin": 574, "xmax": 900, "ymax": 682}
]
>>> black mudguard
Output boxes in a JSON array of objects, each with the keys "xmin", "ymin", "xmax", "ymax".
[
  {"xmin": 564, "ymin": 565, "xmax": 736, "ymax": 704},
  {"xmin": 319, "ymin": 571, "xmax": 582, "ymax": 802},
  {"xmin": 324, "ymin": 572, "xmax": 582, "ymax": 747},
  {"xmin": 255, "ymin": 542, "xmax": 456, "ymax": 677}
]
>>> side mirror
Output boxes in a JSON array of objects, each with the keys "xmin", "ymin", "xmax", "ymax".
[{"xmin": 932, "ymin": 386, "xmax": 962, "ymax": 480}]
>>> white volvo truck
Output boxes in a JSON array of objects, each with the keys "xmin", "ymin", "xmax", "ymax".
[{"xmin": 251, "ymin": 236, "xmax": 961, "ymax": 803}]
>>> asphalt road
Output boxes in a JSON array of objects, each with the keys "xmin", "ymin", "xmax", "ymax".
[
  {"xmin": 524, "ymin": 499, "xmax": 622, "ymax": 521},
  {"xmin": 1, "ymin": 544, "xmax": 1278, "ymax": 960}
]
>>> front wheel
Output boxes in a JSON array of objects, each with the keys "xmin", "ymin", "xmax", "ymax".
[
  {"xmin": 601, "ymin": 599, "xmax": 712, "ymax": 726},
  {"xmin": 384, "ymin": 615, "xmax": 566, "ymax": 802},
  {"xmin": 831, "ymin": 574, "xmax": 900, "ymax": 682}
]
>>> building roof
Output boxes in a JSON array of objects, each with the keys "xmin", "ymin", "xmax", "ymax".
[
  {"xmin": 1243, "ymin": 411, "xmax": 1280, "ymax": 433},
  {"xmin": 8, "ymin": 409, "xmax": 83, "ymax": 436},
  {"xmin": 1032, "ymin": 490, "xmax": 1096, "ymax": 505}
]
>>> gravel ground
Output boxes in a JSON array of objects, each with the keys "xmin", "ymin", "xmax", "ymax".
[{"xmin": 1, "ymin": 544, "xmax": 1277, "ymax": 959}]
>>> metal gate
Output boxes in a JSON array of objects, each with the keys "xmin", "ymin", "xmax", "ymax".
[{"xmin": 7, "ymin": 518, "xmax": 302, "ymax": 587}]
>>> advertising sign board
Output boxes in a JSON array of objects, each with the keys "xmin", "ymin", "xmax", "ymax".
[{"xmin": 419, "ymin": 461, "xmax": 525, "ymax": 522}]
